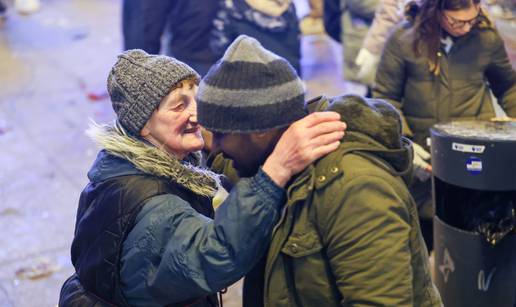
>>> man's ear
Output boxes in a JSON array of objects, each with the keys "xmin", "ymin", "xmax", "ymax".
[
  {"xmin": 250, "ymin": 130, "xmax": 280, "ymax": 144},
  {"xmin": 252, "ymin": 132, "xmax": 269, "ymax": 140}
]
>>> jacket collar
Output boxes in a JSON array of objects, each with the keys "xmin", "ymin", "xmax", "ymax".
[
  {"xmin": 87, "ymin": 150, "xmax": 144, "ymax": 182},
  {"xmin": 86, "ymin": 122, "xmax": 220, "ymax": 198},
  {"xmin": 303, "ymin": 95, "xmax": 414, "ymax": 188}
]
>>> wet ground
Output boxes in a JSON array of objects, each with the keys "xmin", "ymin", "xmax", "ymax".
[{"xmin": 0, "ymin": 0, "xmax": 514, "ymax": 306}]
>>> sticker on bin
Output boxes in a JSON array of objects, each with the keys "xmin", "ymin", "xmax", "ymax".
[
  {"xmin": 452, "ymin": 142, "xmax": 485, "ymax": 154},
  {"xmin": 466, "ymin": 157, "xmax": 482, "ymax": 174}
]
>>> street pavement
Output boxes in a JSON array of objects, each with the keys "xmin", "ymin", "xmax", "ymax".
[{"xmin": 0, "ymin": 0, "xmax": 513, "ymax": 306}]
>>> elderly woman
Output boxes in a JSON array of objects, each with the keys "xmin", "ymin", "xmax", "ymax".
[
  {"xmin": 373, "ymin": 0, "xmax": 516, "ymax": 249},
  {"xmin": 59, "ymin": 49, "xmax": 345, "ymax": 306}
]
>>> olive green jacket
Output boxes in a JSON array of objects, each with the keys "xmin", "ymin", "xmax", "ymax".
[
  {"xmin": 249, "ymin": 95, "xmax": 441, "ymax": 306},
  {"xmin": 373, "ymin": 22, "xmax": 516, "ymax": 148},
  {"xmin": 209, "ymin": 96, "xmax": 443, "ymax": 306}
]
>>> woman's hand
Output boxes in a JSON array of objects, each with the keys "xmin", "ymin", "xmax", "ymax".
[{"xmin": 262, "ymin": 112, "xmax": 346, "ymax": 187}]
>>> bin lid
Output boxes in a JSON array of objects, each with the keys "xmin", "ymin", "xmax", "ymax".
[
  {"xmin": 431, "ymin": 120, "xmax": 516, "ymax": 142},
  {"xmin": 430, "ymin": 120, "xmax": 516, "ymax": 191}
]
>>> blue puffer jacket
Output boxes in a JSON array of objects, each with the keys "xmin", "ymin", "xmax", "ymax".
[
  {"xmin": 119, "ymin": 163, "xmax": 284, "ymax": 306},
  {"xmin": 60, "ymin": 125, "xmax": 286, "ymax": 307}
]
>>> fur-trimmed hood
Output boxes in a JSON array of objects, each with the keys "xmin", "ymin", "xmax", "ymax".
[
  {"xmin": 307, "ymin": 95, "xmax": 413, "ymax": 184},
  {"xmin": 86, "ymin": 122, "xmax": 220, "ymax": 198}
]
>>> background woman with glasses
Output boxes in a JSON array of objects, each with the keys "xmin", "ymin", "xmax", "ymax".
[{"xmin": 373, "ymin": 0, "xmax": 516, "ymax": 251}]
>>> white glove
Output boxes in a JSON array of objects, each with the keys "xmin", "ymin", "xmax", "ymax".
[
  {"xmin": 412, "ymin": 142, "xmax": 432, "ymax": 181},
  {"xmin": 355, "ymin": 48, "xmax": 380, "ymax": 85}
]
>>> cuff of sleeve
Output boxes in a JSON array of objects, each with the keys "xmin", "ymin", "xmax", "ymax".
[{"xmin": 250, "ymin": 168, "xmax": 286, "ymax": 209}]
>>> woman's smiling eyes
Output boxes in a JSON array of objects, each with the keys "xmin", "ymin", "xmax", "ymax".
[
  {"xmin": 170, "ymin": 101, "xmax": 186, "ymax": 112},
  {"xmin": 169, "ymin": 96, "xmax": 192, "ymax": 112}
]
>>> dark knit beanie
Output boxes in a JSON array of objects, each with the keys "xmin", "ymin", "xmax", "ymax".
[
  {"xmin": 197, "ymin": 35, "xmax": 306, "ymax": 133},
  {"xmin": 107, "ymin": 49, "xmax": 200, "ymax": 135}
]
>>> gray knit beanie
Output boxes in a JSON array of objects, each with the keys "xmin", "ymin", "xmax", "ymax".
[
  {"xmin": 197, "ymin": 35, "xmax": 306, "ymax": 133},
  {"xmin": 107, "ymin": 49, "xmax": 200, "ymax": 135}
]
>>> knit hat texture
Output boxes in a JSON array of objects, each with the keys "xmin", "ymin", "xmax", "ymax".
[
  {"xmin": 107, "ymin": 49, "xmax": 199, "ymax": 135},
  {"xmin": 197, "ymin": 35, "xmax": 306, "ymax": 133}
]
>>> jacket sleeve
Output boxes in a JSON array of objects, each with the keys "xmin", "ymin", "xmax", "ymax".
[
  {"xmin": 120, "ymin": 168, "xmax": 285, "ymax": 306},
  {"xmin": 318, "ymin": 174, "xmax": 415, "ymax": 306},
  {"xmin": 362, "ymin": 0, "xmax": 403, "ymax": 55},
  {"xmin": 207, "ymin": 152, "xmax": 241, "ymax": 186},
  {"xmin": 485, "ymin": 30, "xmax": 516, "ymax": 117},
  {"xmin": 373, "ymin": 28, "xmax": 413, "ymax": 136}
]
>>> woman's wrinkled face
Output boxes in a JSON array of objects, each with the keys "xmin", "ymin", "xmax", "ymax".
[
  {"xmin": 141, "ymin": 79, "xmax": 204, "ymax": 159},
  {"xmin": 440, "ymin": 4, "xmax": 480, "ymax": 37}
]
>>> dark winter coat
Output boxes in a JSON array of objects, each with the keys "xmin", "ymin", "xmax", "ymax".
[
  {"xmin": 123, "ymin": 0, "xmax": 220, "ymax": 75},
  {"xmin": 59, "ymin": 124, "xmax": 285, "ymax": 307},
  {"xmin": 374, "ymin": 21, "xmax": 516, "ymax": 148},
  {"xmin": 210, "ymin": 0, "xmax": 301, "ymax": 74}
]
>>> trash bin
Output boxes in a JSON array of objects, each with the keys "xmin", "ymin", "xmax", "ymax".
[{"xmin": 430, "ymin": 120, "xmax": 516, "ymax": 307}]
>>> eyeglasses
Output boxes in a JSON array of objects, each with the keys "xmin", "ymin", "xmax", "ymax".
[{"xmin": 442, "ymin": 8, "xmax": 481, "ymax": 29}]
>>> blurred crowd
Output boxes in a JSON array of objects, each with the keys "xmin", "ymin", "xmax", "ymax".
[{"xmin": 3, "ymin": 0, "xmax": 514, "ymax": 306}]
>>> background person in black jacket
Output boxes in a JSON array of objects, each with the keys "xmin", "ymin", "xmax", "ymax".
[
  {"xmin": 210, "ymin": 0, "xmax": 302, "ymax": 74},
  {"xmin": 122, "ymin": 0, "xmax": 220, "ymax": 75}
]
